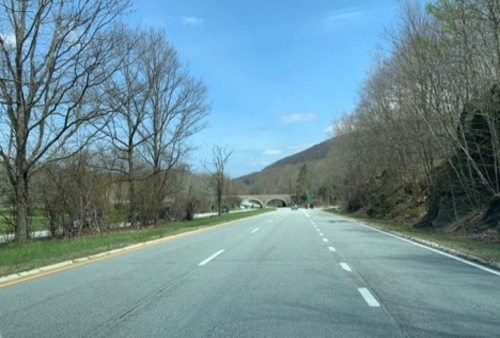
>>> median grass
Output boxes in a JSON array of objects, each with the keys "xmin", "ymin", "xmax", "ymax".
[
  {"xmin": 326, "ymin": 208, "xmax": 500, "ymax": 267},
  {"xmin": 0, "ymin": 209, "xmax": 272, "ymax": 277}
]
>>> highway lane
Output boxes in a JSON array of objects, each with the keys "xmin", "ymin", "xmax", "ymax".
[
  {"xmin": 92, "ymin": 210, "xmax": 402, "ymax": 337},
  {"xmin": 0, "ymin": 208, "xmax": 499, "ymax": 337},
  {"xmin": 310, "ymin": 211, "xmax": 500, "ymax": 337}
]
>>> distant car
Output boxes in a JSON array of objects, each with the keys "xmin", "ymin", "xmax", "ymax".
[
  {"xmin": 221, "ymin": 206, "xmax": 229, "ymax": 214},
  {"xmin": 291, "ymin": 204, "xmax": 298, "ymax": 210}
]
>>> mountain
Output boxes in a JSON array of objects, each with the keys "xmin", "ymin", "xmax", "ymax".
[
  {"xmin": 265, "ymin": 138, "xmax": 334, "ymax": 169},
  {"xmin": 233, "ymin": 138, "xmax": 337, "ymax": 195}
]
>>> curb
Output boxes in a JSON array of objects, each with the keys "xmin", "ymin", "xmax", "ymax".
[{"xmin": 0, "ymin": 236, "xmax": 175, "ymax": 285}]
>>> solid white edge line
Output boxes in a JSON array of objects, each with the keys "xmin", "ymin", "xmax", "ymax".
[
  {"xmin": 358, "ymin": 288, "xmax": 380, "ymax": 307},
  {"xmin": 352, "ymin": 221, "xmax": 500, "ymax": 276},
  {"xmin": 198, "ymin": 249, "xmax": 225, "ymax": 266},
  {"xmin": 251, "ymin": 228, "xmax": 259, "ymax": 234},
  {"xmin": 328, "ymin": 246, "xmax": 336, "ymax": 252},
  {"xmin": 340, "ymin": 262, "xmax": 352, "ymax": 272}
]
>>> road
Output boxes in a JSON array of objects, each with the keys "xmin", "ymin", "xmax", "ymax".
[{"xmin": 1, "ymin": 208, "xmax": 499, "ymax": 337}]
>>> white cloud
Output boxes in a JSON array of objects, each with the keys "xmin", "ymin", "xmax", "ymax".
[
  {"xmin": 326, "ymin": 9, "xmax": 363, "ymax": 23},
  {"xmin": 263, "ymin": 149, "xmax": 282, "ymax": 156},
  {"xmin": 280, "ymin": 112, "xmax": 316, "ymax": 124},
  {"xmin": 246, "ymin": 161, "xmax": 269, "ymax": 168},
  {"xmin": 182, "ymin": 16, "xmax": 204, "ymax": 26}
]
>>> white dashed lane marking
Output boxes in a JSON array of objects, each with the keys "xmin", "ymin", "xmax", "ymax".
[
  {"xmin": 340, "ymin": 262, "xmax": 352, "ymax": 272},
  {"xmin": 304, "ymin": 217, "xmax": 381, "ymax": 310},
  {"xmin": 358, "ymin": 288, "xmax": 380, "ymax": 307},
  {"xmin": 198, "ymin": 250, "xmax": 225, "ymax": 266}
]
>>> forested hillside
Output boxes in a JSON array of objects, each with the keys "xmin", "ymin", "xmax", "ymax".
[
  {"xmin": 329, "ymin": 0, "xmax": 500, "ymax": 237},
  {"xmin": 233, "ymin": 139, "xmax": 337, "ymax": 204},
  {"xmin": 236, "ymin": 0, "xmax": 500, "ymax": 240}
]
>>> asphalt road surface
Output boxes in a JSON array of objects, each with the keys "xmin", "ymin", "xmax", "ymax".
[{"xmin": 1, "ymin": 208, "xmax": 499, "ymax": 337}]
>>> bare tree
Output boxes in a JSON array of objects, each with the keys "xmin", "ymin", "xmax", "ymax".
[
  {"xmin": 101, "ymin": 26, "xmax": 152, "ymax": 226},
  {"xmin": 33, "ymin": 150, "xmax": 112, "ymax": 237},
  {"xmin": 172, "ymin": 170, "xmax": 212, "ymax": 221},
  {"xmin": 204, "ymin": 145, "xmax": 233, "ymax": 216},
  {"xmin": 137, "ymin": 28, "xmax": 210, "ymax": 223},
  {"xmin": 0, "ymin": 0, "xmax": 131, "ymax": 241},
  {"xmin": 330, "ymin": 0, "xmax": 500, "ymax": 223}
]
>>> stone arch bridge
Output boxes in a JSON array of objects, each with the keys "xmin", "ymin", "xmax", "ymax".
[{"xmin": 231, "ymin": 194, "xmax": 293, "ymax": 208}]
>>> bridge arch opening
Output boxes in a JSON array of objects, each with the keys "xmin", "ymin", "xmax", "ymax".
[
  {"xmin": 237, "ymin": 195, "xmax": 292, "ymax": 208},
  {"xmin": 266, "ymin": 198, "xmax": 287, "ymax": 208},
  {"xmin": 241, "ymin": 199, "xmax": 263, "ymax": 209}
]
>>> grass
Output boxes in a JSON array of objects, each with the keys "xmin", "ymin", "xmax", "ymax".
[
  {"xmin": 0, "ymin": 209, "xmax": 47, "ymax": 234},
  {"xmin": 326, "ymin": 208, "xmax": 500, "ymax": 267},
  {"xmin": 0, "ymin": 209, "xmax": 272, "ymax": 277}
]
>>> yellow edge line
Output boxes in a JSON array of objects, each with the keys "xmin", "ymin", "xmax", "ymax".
[{"xmin": 0, "ymin": 214, "xmax": 267, "ymax": 288}]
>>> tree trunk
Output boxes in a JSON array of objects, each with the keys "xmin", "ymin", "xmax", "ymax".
[
  {"xmin": 128, "ymin": 149, "xmax": 136, "ymax": 227},
  {"xmin": 217, "ymin": 187, "xmax": 222, "ymax": 216},
  {"xmin": 15, "ymin": 169, "xmax": 29, "ymax": 242},
  {"xmin": 15, "ymin": 99, "xmax": 29, "ymax": 241}
]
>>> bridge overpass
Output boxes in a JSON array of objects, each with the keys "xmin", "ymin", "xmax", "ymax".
[{"xmin": 236, "ymin": 194, "xmax": 293, "ymax": 208}]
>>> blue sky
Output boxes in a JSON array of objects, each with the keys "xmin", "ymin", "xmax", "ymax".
[{"xmin": 131, "ymin": 0, "xmax": 401, "ymax": 178}]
